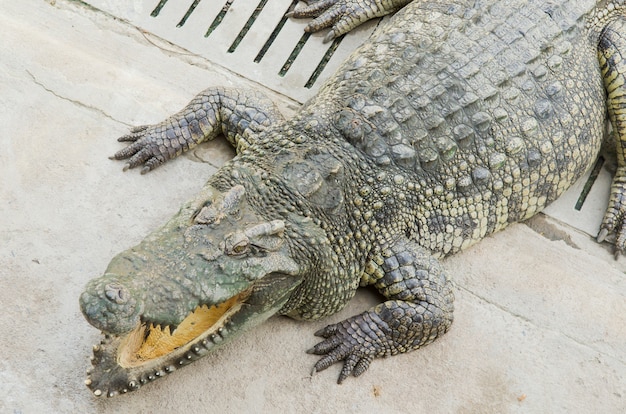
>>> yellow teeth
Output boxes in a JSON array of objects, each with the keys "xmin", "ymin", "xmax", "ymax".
[{"xmin": 118, "ymin": 295, "xmax": 242, "ymax": 368}]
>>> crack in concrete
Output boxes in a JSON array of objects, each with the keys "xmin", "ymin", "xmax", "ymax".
[
  {"xmin": 454, "ymin": 283, "xmax": 533, "ymax": 324},
  {"xmin": 25, "ymin": 69, "xmax": 130, "ymax": 126},
  {"xmin": 190, "ymin": 149, "xmax": 221, "ymax": 168},
  {"xmin": 455, "ymin": 283, "xmax": 626, "ymax": 365},
  {"xmin": 61, "ymin": 0, "xmax": 301, "ymax": 109}
]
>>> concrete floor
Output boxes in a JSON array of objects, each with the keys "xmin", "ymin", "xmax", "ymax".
[{"xmin": 2, "ymin": 1, "xmax": 626, "ymax": 412}]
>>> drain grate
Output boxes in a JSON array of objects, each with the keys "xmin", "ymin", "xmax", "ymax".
[
  {"xmin": 85, "ymin": 0, "xmax": 382, "ymax": 103},
  {"xmin": 543, "ymin": 156, "xmax": 612, "ymax": 238},
  {"xmin": 85, "ymin": 0, "xmax": 613, "ymax": 239}
]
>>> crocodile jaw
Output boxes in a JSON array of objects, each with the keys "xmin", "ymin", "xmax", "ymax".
[{"xmin": 85, "ymin": 288, "xmax": 278, "ymax": 397}]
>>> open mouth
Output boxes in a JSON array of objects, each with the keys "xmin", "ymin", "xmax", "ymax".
[
  {"xmin": 86, "ymin": 290, "xmax": 250, "ymax": 397},
  {"xmin": 118, "ymin": 293, "xmax": 245, "ymax": 368}
]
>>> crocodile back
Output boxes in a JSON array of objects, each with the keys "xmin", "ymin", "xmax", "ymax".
[{"xmin": 303, "ymin": 0, "xmax": 605, "ymax": 230}]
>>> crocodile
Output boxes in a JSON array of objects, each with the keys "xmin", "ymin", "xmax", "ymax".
[{"xmin": 80, "ymin": 0, "xmax": 626, "ymax": 397}]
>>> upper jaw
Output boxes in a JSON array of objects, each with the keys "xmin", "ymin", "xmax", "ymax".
[
  {"xmin": 79, "ymin": 275, "xmax": 144, "ymax": 334},
  {"xmin": 79, "ymin": 271, "xmax": 200, "ymax": 336}
]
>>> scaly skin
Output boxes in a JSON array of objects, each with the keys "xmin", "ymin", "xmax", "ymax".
[{"xmin": 81, "ymin": 0, "xmax": 626, "ymax": 397}]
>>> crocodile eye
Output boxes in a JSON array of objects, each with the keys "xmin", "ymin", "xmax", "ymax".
[
  {"xmin": 230, "ymin": 242, "xmax": 249, "ymax": 256},
  {"xmin": 224, "ymin": 232, "xmax": 250, "ymax": 256}
]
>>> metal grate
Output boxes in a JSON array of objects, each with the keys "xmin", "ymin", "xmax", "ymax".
[
  {"xmin": 85, "ymin": 0, "xmax": 382, "ymax": 103},
  {"xmin": 85, "ymin": 0, "xmax": 613, "ymax": 239},
  {"xmin": 543, "ymin": 156, "xmax": 612, "ymax": 238}
]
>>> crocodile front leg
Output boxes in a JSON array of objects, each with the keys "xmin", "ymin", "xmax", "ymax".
[
  {"xmin": 308, "ymin": 239, "xmax": 454, "ymax": 383},
  {"xmin": 111, "ymin": 87, "xmax": 284, "ymax": 173},
  {"xmin": 288, "ymin": 0, "xmax": 411, "ymax": 42},
  {"xmin": 597, "ymin": 17, "xmax": 626, "ymax": 256}
]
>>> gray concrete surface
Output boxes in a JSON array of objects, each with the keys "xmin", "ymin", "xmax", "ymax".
[{"xmin": 2, "ymin": 1, "xmax": 626, "ymax": 412}]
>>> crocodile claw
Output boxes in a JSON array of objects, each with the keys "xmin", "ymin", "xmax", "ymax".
[
  {"xmin": 597, "ymin": 228, "xmax": 609, "ymax": 243},
  {"xmin": 288, "ymin": 0, "xmax": 402, "ymax": 42},
  {"xmin": 287, "ymin": 0, "xmax": 344, "ymax": 42},
  {"xmin": 307, "ymin": 320, "xmax": 377, "ymax": 383},
  {"xmin": 598, "ymin": 166, "xmax": 626, "ymax": 258},
  {"xmin": 109, "ymin": 124, "xmax": 174, "ymax": 173},
  {"xmin": 117, "ymin": 125, "xmax": 150, "ymax": 142}
]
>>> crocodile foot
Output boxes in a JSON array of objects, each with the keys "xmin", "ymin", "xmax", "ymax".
[
  {"xmin": 288, "ymin": 0, "xmax": 409, "ymax": 42},
  {"xmin": 307, "ymin": 315, "xmax": 380, "ymax": 383},
  {"xmin": 109, "ymin": 87, "xmax": 284, "ymax": 173},
  {"xmin": 110, "ymin": 125, "xmax": 174, "ymax": 174},
  {"xmin": 598, "ymin": 166, "xmax": 626, "ymax": 258}
]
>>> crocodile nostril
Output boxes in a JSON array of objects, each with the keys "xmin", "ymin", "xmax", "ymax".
[{"xmin": 105, "ymin": 283, "xmax": 129, "ymax": 304}]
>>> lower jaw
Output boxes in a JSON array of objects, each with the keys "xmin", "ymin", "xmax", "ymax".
[
  {"xmin": 84, "ymin": 299, "xmax": 287, "ymax": 398},
  {"xmin": 86, "ymin": 301, "xmax": 247, "ymax": 398},
  {"xmin": 85, "ymin": 273, "xmax": 302, "ymax": 397}
]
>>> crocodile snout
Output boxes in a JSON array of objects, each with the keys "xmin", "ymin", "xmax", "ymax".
[
  {"xmin": 105, "ymin": 283, "xmax": 130, "ymax": 304},
  {"xmin": 80, "ymin": 275, "xmax": 144, "ymax": 334}
]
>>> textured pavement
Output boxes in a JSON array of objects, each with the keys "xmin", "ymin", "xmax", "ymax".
[{"xmin": 2, "ymin": 1, "xmax": 626, "ymax": 412}]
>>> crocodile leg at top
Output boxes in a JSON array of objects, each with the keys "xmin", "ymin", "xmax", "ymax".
[
  {"xmin": 308, "ymin": 239, "xmax": 454, "ymax": 383},
  {"xmin": 288, "ymin": 0, "xmax": 411, "ymax": 42},
  {"xmin": 110, "ymin": 87, "xmax": 284, "ymax": 173},
  {"xmin": 598, "ymin": 15, "xmax": 626, "ymax": 255}
]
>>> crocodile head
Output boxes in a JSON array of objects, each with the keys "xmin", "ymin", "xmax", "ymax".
[{"xmin": 80, "ymin": 183, "xmax": 305, "ymax": 397}]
